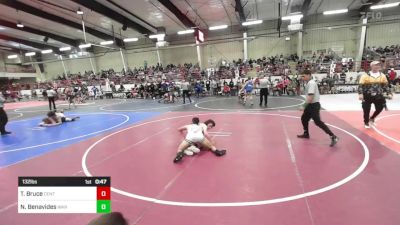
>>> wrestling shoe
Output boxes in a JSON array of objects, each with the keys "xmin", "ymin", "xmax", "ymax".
[
  {"xmin": 213, "ymin": 149, "xmax": 226, "ymax": 156},
  {"xmin": 173, "ymin": 151, "xmax": 185, "ymax": 163}
]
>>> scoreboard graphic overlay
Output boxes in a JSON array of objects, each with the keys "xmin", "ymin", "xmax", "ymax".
[{"xmin": 18, "ymin": 177, "xmax": 111, "ymax": 213}]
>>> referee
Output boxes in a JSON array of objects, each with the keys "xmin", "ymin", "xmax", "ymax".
[
  {"xmin": 0, "ymin": 92, "xmax": 11, "ymax": 136},
  {"xmin": 47, "ymin": 87, "xmax": 57, "ymax": 110},
  {"xmin": 180, "ymin": 79, "xmax": 192, "ymax": 104},
  {"xmin": 297, "ymin": 70, "xmax": 338, "ymax": 147},
  {"xmin": 258, "ymin": 74, "xmax": 269, "ymax": 107}
]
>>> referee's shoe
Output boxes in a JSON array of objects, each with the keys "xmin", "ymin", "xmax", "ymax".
[
  {"xmin": 330, "ymin": 135, "xmax": 339, "ymax": 147},
  {"xmin": 297, "ymin": 133, "xmax": 338, "ymax": 147}
]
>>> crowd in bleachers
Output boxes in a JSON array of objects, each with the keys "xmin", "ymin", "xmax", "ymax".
[
  {"xmin": 55, "ymin": 63, "xmax": 202, "ymax": 85},
  {"xmin": 2, "ymin": 49, "xmax": 400, "ymax": 103},
  {"xmin": 366, "ymin": 45, "xmax": 400, "ymax": 58},
  {"xmin": 363, "ymin": 45, "xmax": 400, "ymax": 70}
]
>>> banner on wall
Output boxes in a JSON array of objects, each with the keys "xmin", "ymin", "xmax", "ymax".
[{"xmin": 331, "ymin": 45, "xmax": 344, "ymax": 53}]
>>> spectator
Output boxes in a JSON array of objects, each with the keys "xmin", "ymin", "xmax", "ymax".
[
  {"xmin": 0, "ymin": 92, "xmax": 11, "ymax": 135},
  {"xmin": 389, "ymin": 68, "xmax": 397, "ymax": 84},
  {"xmin": 222, "ymin": 84, "xmax": 230, "ymax": 96},
  {"xmin": 229, "ymin": 79, "xmax": 235, "ymax": 96},
  {"xmin": 340, "ymin": 71, "xmax": 347, "ymax": 84}
]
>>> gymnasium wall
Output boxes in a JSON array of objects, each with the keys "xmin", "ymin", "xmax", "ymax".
[
  {"xmin": 366, "ymin": 17, "xmax": 400, "ymax": 47},
  {"xmin": 125, "ymin": 48, "xmax": 159, "ymax": 69},
  {"xmin": 159, "ymin": 45, "xmax": 197, "ymax": 66},
  {"xmin": 0, "ymin": 53, "xmax": 6, "ymax": 69},
  {"xmin": 302, "ymin": 15, "xmax": 360, "ymax": 58},
  {"xmin": 42, "ymin": 56, "xmax": 95, "ymax": 79},
  {"xmin": 42, "ymin": 59, "xmax": 64, "ymax": 79},
  {"xmin": 304, "ymin": 27, "xmax": 359, "ymax": 57},
  {"xmin": 248, "ymin": 35, "xmax": 293, "ymax": 59},
  {"xmin": 95, "ymin": 51, "xmax": 124, "ymax": 72}
]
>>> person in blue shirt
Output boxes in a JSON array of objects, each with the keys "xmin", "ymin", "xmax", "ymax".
[
  {"xmin": 195, "ymin": 82, "xmax": 202, "ymax": 98},
  {"xmin": 240, "ymin": 78, "xmax": 255, "ymax": 106}
]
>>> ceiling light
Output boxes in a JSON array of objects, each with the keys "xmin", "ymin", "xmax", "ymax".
[
  {"xmin": 7, "ymin": 54, "xmax": 18, "ymax": 59},
  {"xmin": 100, "ymin": 40, "xmax": 114, "ymax": 45},
  {"xmin": 323, "ymin": 9, "xmax": 349, "ymax": 15},
  {"xmin": 77, "ymin": 8, "xmax": 84, "ymax": 15},
  {"xmin": 209, "ymin": 25, "xmax": 228, "ymax": 30},
  {"xmin": 25, "ymin": 52, "xmax": 36, "ymax": 56},
  {"xmin": 41, "ymin": 49, "xmax": 53, "ymax": 54},
  {"xmin": 78, "ymin": 52, "xmax": 89, "ymax": 56},
  {"xmin": 282, "ymin": 14, "xmax": 303, "ymax": 20},
  {"xmin": 17, "ymin": 22, "xmax": 24, "ymax": 28},
  {"xmin": 123, "ymin": 38, "xmax": 138, "ymax": 42},
  {"xmin": 285, "ymin": 37, "xmax": 291, "ymax": 41},
  {"xmin": 0, "ymin": 26, "xmax": 5, "ymax": 30},
  {"xmin": 177, "ymin": 29, "xmax": 195, "ymax": 35},
  {"xmin": 79, "ymin": 43, "xmax": 92, "ymax": 49},
  {"xmin": 59, "ymin": 46, "xmax": 71, "ymax": 51},
  {"xmin": 242, "ymin": 20, "xmax": 263, "ymax": 26},
  {"xmin": 371, "ymin": 2, "xmax": 400, "ymax": 9},
  {"xmin": 149, "ymin": 34, "xmax": 165, "ymax": 39}
]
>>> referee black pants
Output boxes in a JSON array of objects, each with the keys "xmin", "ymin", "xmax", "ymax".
[
  {"xmin": 259, "ymin": 88, "xmax": 268, "ymax": 106},
  {"xmin": 48, "ymin": 97, "xmax": 56, "ymax": 110},
  {"xmin": 182, "ymin": 90, "xmax": 192, "ymax": 104},
  {"xmin": 301, "ymin": 102, "xmax": 334, "ymax": 136},
  {"xmin": 362, "ymin": 95, "xmax": 385, "ymax": 124},
  {"xmin": 0, "ymin": 107, "xmax": 8, "ymax": 134}
]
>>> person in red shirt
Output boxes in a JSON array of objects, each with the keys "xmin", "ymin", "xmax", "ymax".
[
  {"xmin": 223, "ymin": 84, "xmax": 230, "ymax": 96},
  {"xmin": 389, "ymin": 68, "xmax": 397, "ymax": 84}
]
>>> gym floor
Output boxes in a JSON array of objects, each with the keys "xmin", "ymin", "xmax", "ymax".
[{"xmin": 1, "ymin": 95, "xmax": 399, "ymax": 225}]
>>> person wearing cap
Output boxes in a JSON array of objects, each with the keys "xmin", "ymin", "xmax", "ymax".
[
  {"xmin": 0, "ymin": 92, "xmax": 12, "ymax": 136},
  {"xmin": 358, "ymin": 61, "xmax": 393, "ymax": 128},
  {"xmin": 297, "ymin": 70, "xmax": 338, "ymax": 147}
]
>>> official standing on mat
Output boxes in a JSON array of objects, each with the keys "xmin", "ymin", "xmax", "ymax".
[
  {"xmin": 258, "ymin": 74, "xmax": 269, "ymax": 107},
  {"xmin": 181, "ymin": 79, "xmax": 192, "ymax": 104},
  {"xmin": 358, "ymin": 61, "xmax": 393, "ymax": 128},
  {"xmin": 297, "ymin": 70, "xmax": 338, "ymax": 147},
  {"xmin": 0, "ymin": 92, "xmax": 11, "ymax": 136},
  {"xmin": 47, "ymin": 87, "xmax": 57, "ymax": 110}
]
